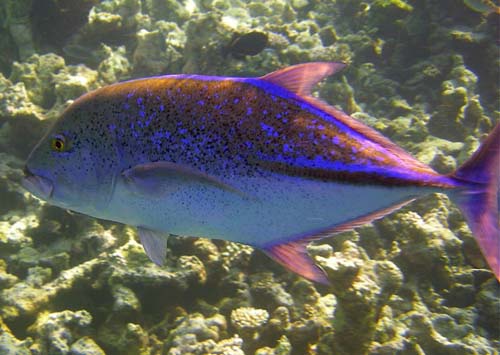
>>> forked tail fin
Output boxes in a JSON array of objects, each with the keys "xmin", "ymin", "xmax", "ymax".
[{"xmin": 451, "ymin": 123, "xmax": 500, "ymax": 281}]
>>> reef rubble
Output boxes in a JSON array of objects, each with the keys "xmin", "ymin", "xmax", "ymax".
[{"xmin": 0, "ymin": 0, "xmax": 498, "ymax": 354}]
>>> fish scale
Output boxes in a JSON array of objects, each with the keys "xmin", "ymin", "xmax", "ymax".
[
  {"xmin": 23, "ymin": 62, "xmax": 500, "ymax": 283},
  {"xmin": 76, "ymin": 76, "xmax": 447, "ymax": 187}
]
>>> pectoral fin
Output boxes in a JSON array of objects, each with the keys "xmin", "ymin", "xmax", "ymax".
[
  {"xmin": 137, "ymin": 227, "xmax": 169, "ymax": 266},
  {"xmin": 121, "ymin": 161, "xmax": 246, "ymax": 198}
]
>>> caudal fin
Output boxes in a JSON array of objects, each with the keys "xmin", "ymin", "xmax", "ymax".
[{"xmin": 451, "ymin": 123, "xmax": 500, "ymax": 281}]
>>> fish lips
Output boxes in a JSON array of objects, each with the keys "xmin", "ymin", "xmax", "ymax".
[{"xmin": 22, "ymin": 167, "xmax": 54, "ymax": 200}]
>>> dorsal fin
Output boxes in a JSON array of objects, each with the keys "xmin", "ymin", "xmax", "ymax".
[
  {"xmin": 260, "ymin": 62, "xmax": 437, "ymax": 175},
  {"xmin": 260, "ymin": 62, "xmax": 346, "ymax": 96}
]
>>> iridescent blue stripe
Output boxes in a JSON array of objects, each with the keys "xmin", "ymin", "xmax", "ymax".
[{"xmin": 258, "ymin": 153, "xmax": 459, "ymax": 187}]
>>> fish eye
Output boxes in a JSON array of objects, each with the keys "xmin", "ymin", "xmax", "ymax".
[{"xmin": 50, "ymin": 135, "xmax": 67, "ymax": 152}]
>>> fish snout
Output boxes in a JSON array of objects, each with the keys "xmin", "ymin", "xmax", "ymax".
[{"xmin": 22, "ymin": 165, "xmax": 54, "ymax": 200}]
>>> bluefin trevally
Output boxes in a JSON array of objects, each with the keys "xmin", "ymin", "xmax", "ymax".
[{"xmin": 22, "ymin": 63, "xmax": 500, "ymax": 283}]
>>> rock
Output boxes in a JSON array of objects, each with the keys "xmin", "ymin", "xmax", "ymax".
[
  {"xmin": 168, "ymin": 334, "xmax": 245, "ymax": 355},
  {"xmin": 476, "ymin": 279, "xmax": 500, "ymax": 336},
  {"xmin": 52, "ymin": 65, "xmax": 99, "ymax": 105},
  {"xmin": 111, "ymin": 285, "xmax": 141, "ymax": 317},
  {"xmin": 0, "ymin": 81, "xmax": 43, "ymax": 121},
  {"xmin": 9, "ymin": 53, "xmax": 66, "ymax": 108},
  {"xmin": 291, "ymin": 0, "xmax": 309, "ymax": 10},
  {"xmin": 428, "ymin": 82, "xmax": 469, "ymax": 140},
  {"xmin": 315, "ymin": 241, "xmax": 403, "ymax": 355},
  {"xmin": 428, "ymin": 58, "xmax": 481, "ymax": 141},
  {"xmin": 249, "ymin": 273, "xmax": 294, "ymax": 309},
  {"xmin": 405, "ymin": 312, "xmax": 483, "ymax": 355},
  {"xmin": 132, "ymin": 29, "xmax": 169, "ymax": 76},
  {"xmin": 255, "ymin": 335, "xmax": 292, "ymax": 355},
  {"xmin": 0, "ymin": 316, "xmax": 31, "ymax": 355},
  {"xmin": 0, "ymin": 260, "xmax": 18, "ymax": 289},
  {"xmin": 165, "ymin": 313, "xmax": 228, "ymax": 354},
  {"xmin": 231, "ymin": 307, "xmax": 269, "ymax": 332},
  {"xmin": 70, "ymin": 337, "xmax": 105, "ymax": 355},
  {"xmin": 29, "ymin": 310, "xmax": 93, "ymax": 354},
  {"xmin": 0, "ymin": 1, "xmax": 499, "ymax": 354},
  {"xmin": 0, "ymin": 257, "xmax": 104, "ymax": 320},
  {"xmin": 97, "ymin": 45, "xmax": 131, "ymax": 84},
  {"xmin": 4, "ymin": 0, "xmax": 35, "ymax": 60}
]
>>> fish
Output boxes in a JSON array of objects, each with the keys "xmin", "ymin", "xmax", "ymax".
[
  {"xmin": 22, "ymin": 62, "xmax": 500, "ymax": 284},
  {"xmin": 464, "ymin": 0, "xmax": 500, "ymax": 15},
  {"xmin": 223, "ymin": 31, "xmax": 269, "ymax": 59}
]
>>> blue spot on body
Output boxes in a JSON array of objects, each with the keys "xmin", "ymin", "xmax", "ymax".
[
  {"xmin": 145, "ymin": 113, "xmax": 155, "ymax": 127},
  {"xmin": 260, "ymin": 122, "xmax": 279, "ymax": 138}
]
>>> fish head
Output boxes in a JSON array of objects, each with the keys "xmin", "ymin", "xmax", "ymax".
[{"xmin": 23, "ymin": 102, "xmax": 117, "ymax": 215}]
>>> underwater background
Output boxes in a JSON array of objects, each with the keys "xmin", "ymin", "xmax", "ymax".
[{"xmin": 0, "ymin": 0, "xmax": 499, "ymax": 354}]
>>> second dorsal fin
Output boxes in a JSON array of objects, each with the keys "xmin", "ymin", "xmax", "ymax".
[{"xmin": 260, "ymin": 62, "xmax": 346, "ymax": 96}]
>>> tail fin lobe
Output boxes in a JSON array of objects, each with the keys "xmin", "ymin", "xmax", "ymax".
[{"xmin": 452, "ymin": 123, "xmax": 500, "ymax": 281}]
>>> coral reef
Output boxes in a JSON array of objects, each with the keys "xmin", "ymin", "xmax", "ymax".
[{"xmin": 0, "ymin": 0, "xmax": 498, "ymax": 354}]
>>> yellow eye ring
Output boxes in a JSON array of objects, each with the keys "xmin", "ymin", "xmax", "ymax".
[{"xmin": 50, "ymin": 136, "xmax": 66, "ymax": 152}]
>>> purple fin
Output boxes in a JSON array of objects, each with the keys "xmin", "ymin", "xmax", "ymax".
[
  {"xmin": 262, "ymin": 199, "xmax": 414, "ymax": 284},
  {"xmin": 305, "ymin": 199, "xmax": 415, "ymax": 239},
  {"xmin": 260, "ymin": 62, "xmax": 346, "ymax": 96},
  {"xmin": 451, "ymin": 123, "xmax": 500, "ymax": 281},
  {"xmin": 261, "ymin": 62, "xmax": 438, "ymax": 175},
  {"xmin": 263, "ymin": 240, "xmax": 329, "ymax": 284}
]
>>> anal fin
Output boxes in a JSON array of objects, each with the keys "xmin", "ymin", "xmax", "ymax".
[
  {"xmin": 263, "ymin": 241, "xmax": 329, "ymax": 284},
  {"xmin": 261, "ymin": 199, "xmax": 415, "ymax": 284}
]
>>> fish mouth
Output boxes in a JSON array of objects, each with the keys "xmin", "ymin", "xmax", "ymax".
[{"xmin": 22, "ymin": 166, "xmax": 54, "ymax": 200}]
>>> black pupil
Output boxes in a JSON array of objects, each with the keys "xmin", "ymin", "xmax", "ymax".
[{"xmin": 55, "ymin": 140, "xmax": 62, "ymax": 149}]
